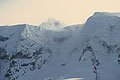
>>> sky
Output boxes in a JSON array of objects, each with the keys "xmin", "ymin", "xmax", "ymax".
[{"xmin": 0, "ymin": 0, "xmax": 120, "ymax": 26}]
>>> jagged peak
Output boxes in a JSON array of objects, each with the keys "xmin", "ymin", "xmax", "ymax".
[
  {"xmin": 39, "ymin": 18, "xmax": 66, "ymax": 30},
  {"xmin": 47, "ymin": 18, "xmax": 65, "ymax": 24},
  {"xmin": 47, "ymin": 18, "xmax": 60, "ymax": 23}
]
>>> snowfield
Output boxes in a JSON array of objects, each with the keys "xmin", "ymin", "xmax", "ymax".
[{"xmin": 0, "ymin": 12, "xmax": 120, "ymax": 80}]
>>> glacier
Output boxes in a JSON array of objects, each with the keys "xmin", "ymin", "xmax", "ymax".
[{"xmin": 0, "ymin": 12, "xmax": 120, "ymax": 80}]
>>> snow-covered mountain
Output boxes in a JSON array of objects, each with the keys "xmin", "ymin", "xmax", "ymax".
[{"xmin": 0, "ymin": 12, "xmax": 120, "ymax": 80}]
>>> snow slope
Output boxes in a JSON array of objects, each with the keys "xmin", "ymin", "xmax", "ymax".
[{"xmin": 0, "ymin": 12, "xmax": 120, "ymax": 80}]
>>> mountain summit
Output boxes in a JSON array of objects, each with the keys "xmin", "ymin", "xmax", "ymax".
[{"xmin": 39, "ymin": 18, "xmax": 65, "ymax": 30}]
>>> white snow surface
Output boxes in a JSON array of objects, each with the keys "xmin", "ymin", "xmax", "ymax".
[{"xmin": 0, "ymin": 12, "xmax": 120, "ymax": 80}]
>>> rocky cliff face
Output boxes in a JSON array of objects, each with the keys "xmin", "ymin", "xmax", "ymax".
[{"xmin": 0, "ymin": 13, "xmax": 120, "ymax": 80}]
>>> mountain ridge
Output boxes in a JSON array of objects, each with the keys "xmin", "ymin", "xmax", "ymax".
[{"xmin": 0, "ymin": 12, "xmax": 120, "ymax": 80}]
